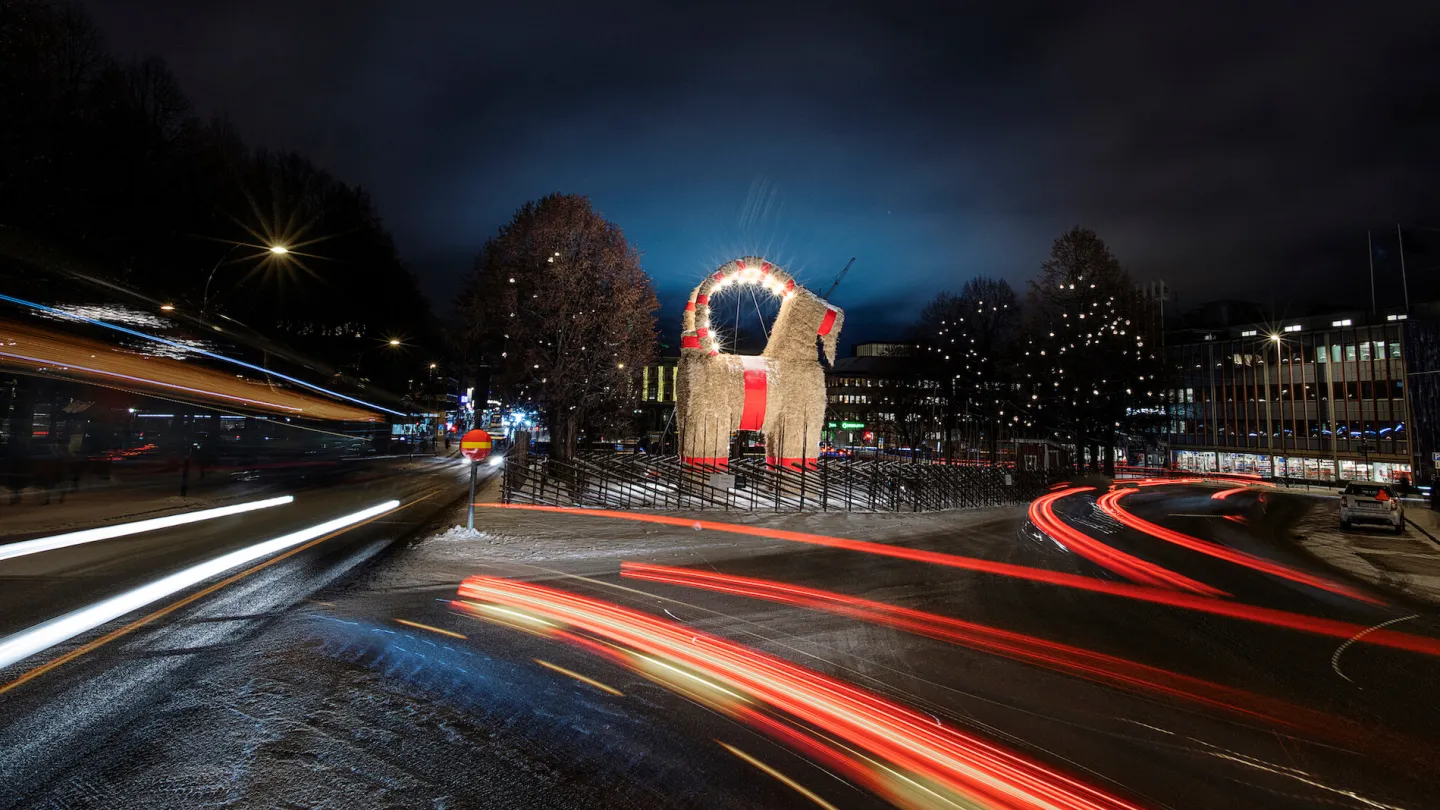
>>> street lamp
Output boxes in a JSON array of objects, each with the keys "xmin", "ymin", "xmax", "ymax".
[
  {"xmin": 389, "ymin": 338, "xmax": 402, "ymax": 347},
  {"xmin": 203, "ymin": 243, "xmax": 290, "ymax": 320},
  {"xmin": 1267, "ymin": 334, "xmax": 1288, "ymax": 482}
]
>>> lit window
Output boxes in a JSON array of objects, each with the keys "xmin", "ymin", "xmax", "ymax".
[
  {"xmin": 1241, "ymin": 329, "xmax": 1258, "ymax": 337},
  {"xmin": 1331, "ymin": 319, "xmax": 1352, "ymax": 327},
  {"xmin": 1283, "ymin": 324, "xmax": 1302, "ymax": 333},
  {"xmin": 1387, "ymin": 313, "xmax": 1408, "ymax": 321}
]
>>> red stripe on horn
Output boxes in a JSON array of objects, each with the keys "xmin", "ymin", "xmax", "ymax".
[
  {"xmin": 738, "ymin": 356, "xmax": 767, "ymax": 431},
  {"xmin": 685, "ymin": 301, "xmax": 695, "ymax": 312},
  {"xmin": 785, "ymin": 280, "xmax": 796, "ymax": 293},
  {"xmin": 761, "ymin": 261, "xmax": 772, "ymax": 274},
  {"xmin": 696, "ymin": 294, "xmax": 709, "ymax": 306},
  {"xmin": 682, "ymin": 335, "xmax": 700, "ymax": 349},
  {"xmin": 818, "ymin": 307, "xmax": 838, "ymax": 336},
  {"xmin": 696, "ymin": 327, "xmax": 709, "ymax": 338},
  {"xmin": 712, "ymin": 271, "xmax": 725, "ymax": 281}
]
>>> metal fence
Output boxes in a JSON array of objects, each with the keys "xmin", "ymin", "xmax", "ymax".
[{"xmin": 501, "ymin": 448, "xmax": 1074, "ymax": 512}]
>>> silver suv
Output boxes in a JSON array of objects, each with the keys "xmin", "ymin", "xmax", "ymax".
[{"xmin": 1338, "ymin": 481, "xmax": 1405, "ymax": 534}]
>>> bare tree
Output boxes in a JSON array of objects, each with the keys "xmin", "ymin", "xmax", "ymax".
[
  {"xmin": 1023, "ymin": 227, "xmax": 1161, "ymax": 473},
  {"xmin": 915, "ymin": 276, "xmax": 1020, "ymax": 463},
  {"xmin": 456, "ymin": 194, "xmax": 658, "ymax": 461}
]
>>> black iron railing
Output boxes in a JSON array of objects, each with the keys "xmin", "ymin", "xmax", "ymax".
[{"xmin": 501, "ymin": 447, "xmax": 1071, "ymax": 512}]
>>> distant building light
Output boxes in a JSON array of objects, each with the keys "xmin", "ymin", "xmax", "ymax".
[
  {"xmin": 1283, "ymin": 324, "xmax": 1302, "ymax": 333},
  {"xmin": 1203, "ymin": 333, "xmax": 1215, "ymax": 341},
  {"xmin": 1331, "ymin": 319, "xmax": 1352, "ymax": 327},
  {"xmin": 1240, "ymin": 329, "xmax": 1258, "ymax": 337},
  {"xmin": 1387, "ymin": 313, "xmax": 1408, "ymax": 321}
]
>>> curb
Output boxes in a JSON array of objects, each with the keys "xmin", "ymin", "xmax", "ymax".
[{"xmin": 1405, "ymin": 516, "xmax": 1440, "ymax": 549}]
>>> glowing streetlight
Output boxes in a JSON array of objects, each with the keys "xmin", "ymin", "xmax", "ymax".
[
  {"xmin": 429, "ymin": 362, "xmax": 437, "ymax": 369},
  {"xmin": 203, "ymin": 242, "xmax": 293, "ymax": 320},
  {"xmin": 617, "ymin": 363, "xmax": 625, "ymax": 369},
  {"xmin": 160, "ymin": 304, "xmax": 175, "ymax": 311},
  {"xmin": 1270, "ymin": 334, "xmax": 1281, "ymax": 343},
  {"xmin": 388, "ymin": 338, "xmax": 401, "ymax": 347}
]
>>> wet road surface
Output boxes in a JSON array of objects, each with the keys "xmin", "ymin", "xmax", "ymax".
[{"xmin": 2, "ymin": 481, "xmax": 1437, "ymax": 808}]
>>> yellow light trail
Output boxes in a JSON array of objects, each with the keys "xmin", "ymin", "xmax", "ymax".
[
  {"xmin": 394, "ymin": 618, "xmax": 467, "ymax": 640},
  {"xmin": 717, "ymin": 741, "xmax": 840, "ymax": 810},
  {"xmin": 533, "ymin": 658, "xmax": 624, "ymax": 696}
]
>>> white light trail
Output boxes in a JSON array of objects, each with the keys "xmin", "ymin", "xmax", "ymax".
[
  {"xmin": 0, "ymin": 496, "xmax": 296, "ymax": 563},
  {"xmin": 0, "ymin": 499, "xmax": 399, "ymax": 670}
]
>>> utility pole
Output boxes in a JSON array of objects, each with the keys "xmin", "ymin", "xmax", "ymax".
[
  {"xmin": 1367, "ymin": 230, "xmax": 1377, "ymax": 316},
  {"xmin": 1397, "ymin": 224, "xmax": 1410, "ymax": 315}
]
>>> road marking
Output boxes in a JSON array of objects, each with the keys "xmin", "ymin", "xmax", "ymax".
[
  {"xmin": 395, "ymin": 618, "xmax": 467, "ymax": 640},
  {"xmin": 534, "ymin": 658, "xmax": 623, "ymax": 696},
  {"xmin": 1331, "ymin": 614, "xmax": 1421, "ymax": 684},
  {"xmin": 0, "ymin": 496, "xmax": 295, "ymax": 563},
  {"xmin": 0, "ymin": 491, "xmax": 438, "ymax": 695},
  {"xmin": 717, "ymin": 741, "xmax": 838, "ymax": 810}
]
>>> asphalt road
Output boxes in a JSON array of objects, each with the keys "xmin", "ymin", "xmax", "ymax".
[{"xmin": 2, "ymin": 480, "xmax": 1438, "ymax": 809}]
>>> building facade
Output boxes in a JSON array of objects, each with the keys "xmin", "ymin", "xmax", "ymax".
[{"xmin": 1164, "ymin": 308, "xmax": 1421, "ymax": 484}]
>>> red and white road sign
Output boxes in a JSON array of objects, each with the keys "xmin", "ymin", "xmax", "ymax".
[{"xmin": 459, "ymin": 429, "xmax": 493, "ymax": 461}]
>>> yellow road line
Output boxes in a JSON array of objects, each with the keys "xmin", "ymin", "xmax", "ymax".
[
  {"xmin": 534, "ymin": 658, "xmax": 623, "ymax": 696},
  {"xmin": 394, "ymin": 618, "xmax": 467, "ymax": 640},
  {"xmin": 717, "ymin": 741, "xmax": 839, "ymax": 810},
  {"xmin": 0, "ymin": 490, "xmax": 438, "ymax": 697}
]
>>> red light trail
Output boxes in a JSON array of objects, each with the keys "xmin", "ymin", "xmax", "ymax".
[
  {"xmin": 620, "ymin": 562, "xmax": 1353, "ymax": 739},
  {"xmin": 1027, "ymin": 488, "xmax": 1223, "ymax": 595},
  {"xmin": 476, "ymin": 504, "xmax": 1440, "ymax": 657},
  {"xmin": 454, "ymin": 575, "xmax": 1147, "ymax": 810},
  {"xmin": 1096, "ymin": 489, "xmax": 1380, "ymax": 604},
  {"xmin": 1210, "ymin": 487, "xmax": 1251, "ymax": 501}
]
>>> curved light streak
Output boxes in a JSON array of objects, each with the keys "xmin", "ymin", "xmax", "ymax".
[
  {"xmin": 1097, "ymin": 489, "xmax": 1380, "ymax": 604},
  {"xmin": 455, "ymin": 576, "xmax": 1146, "ymax": 810},
  {"xmin": 620, "ymin": 563, "xmax": 1354, "ymax": 740},
  {"xmin": 0, "ymin": 495, "xmax": 294, "ymax": 563},
  {"xmin": 1028, "ymin": 488, "xmax": 1223, "ymax": 595},
  {"xmin": 0, "ymin": 292, "xmax": 406, "ymax": 417},
  {"xmin": 1210, "ymin": 487, "xmax": 1251, "ymax": 501},
  {"xmin": 0, "ymin": 499, "xmax": 399, "ymax": 669},
  {"xmin": 474, "ymin": 504, "xmax": 1440, "ymax": 657}
]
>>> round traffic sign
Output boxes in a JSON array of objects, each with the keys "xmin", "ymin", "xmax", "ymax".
[{"xmin": 459, "ymin": 428, "xmax": 493, "ymax": 461}]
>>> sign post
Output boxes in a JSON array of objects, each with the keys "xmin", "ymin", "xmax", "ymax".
[{"xmin": 460, "ymin": 429, "xmax": 493, "ymax": 529}]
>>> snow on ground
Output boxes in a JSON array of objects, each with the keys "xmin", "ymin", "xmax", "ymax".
[
  {"xmin": 405, "ymin": 504, "xmax": 1026, "ymax": 566},
  {"xmin": 1288, "ymin": 495, "xmax": 1440, "ymax": 606}
]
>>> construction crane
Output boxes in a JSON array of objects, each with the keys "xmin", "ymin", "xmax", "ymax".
[{"xmin": 823, "ymin": 257, "xmax": 855, "ymax": 299}]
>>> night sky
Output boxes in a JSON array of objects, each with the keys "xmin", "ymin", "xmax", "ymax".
[{"xmin": 81, "ymin": 1, "xmax": 1440, "ymax": 342}]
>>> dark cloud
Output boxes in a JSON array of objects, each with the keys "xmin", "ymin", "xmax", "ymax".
[{"xmin": 81, "ymin": 0, "xmax": 1440, "ymax": 341}]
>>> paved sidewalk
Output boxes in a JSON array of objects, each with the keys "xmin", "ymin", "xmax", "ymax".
[{"xmin": 1287, "ymin": 493, "xmax": 1440, "ymax": 606}]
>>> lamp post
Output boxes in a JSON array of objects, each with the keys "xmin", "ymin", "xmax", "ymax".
[
  {"xmin": 202, "ymin": 243, "xmax": 290, "ymax": 320},
  {"xmin": 1265, "ymin": 334, "xmax": 1282, "ymax": 481}
]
